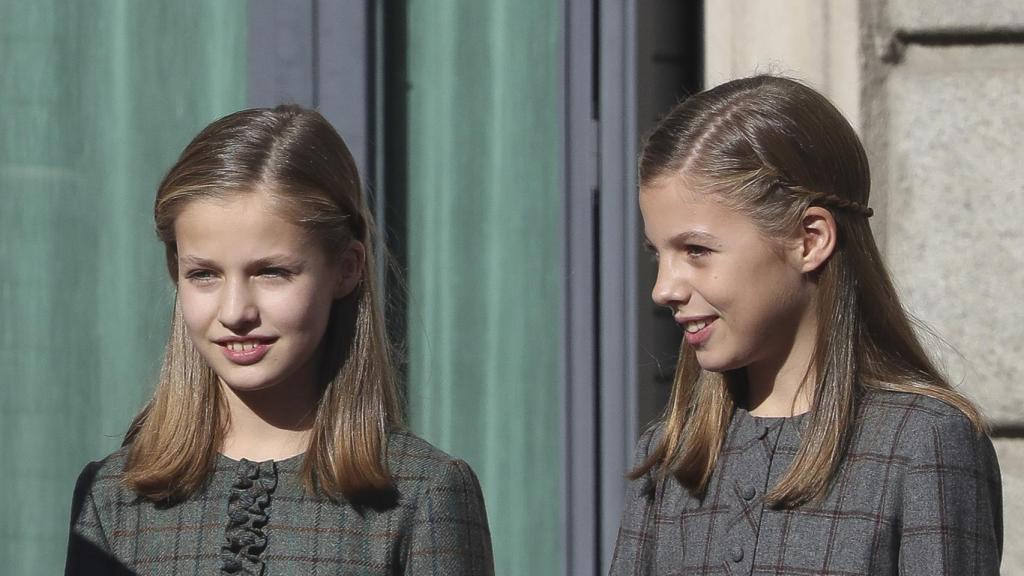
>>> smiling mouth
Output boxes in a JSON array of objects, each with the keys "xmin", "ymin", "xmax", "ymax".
[
  {"xmin": 678, "ymin": 316, "xmax": 717, "ymax": 346},
  {"xmin": 680, "ymin": 315, "xmax": 717, "ymax": 331},
  {"xmin": 684, "ymin": 319, "xmax": 712, "ymax": 333},
  {"xmin": 223, "ymin": 341, "xmax": 265, "ymax": 352},
  {"xmin": 216, "ymin": 338, "xmax": 277, "ymax": 365}
]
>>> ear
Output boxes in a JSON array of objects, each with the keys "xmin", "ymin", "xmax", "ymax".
[
  {"xmin": 796, "ymin": 206, "xmax": 836, "ymax": 274},
  {"xmin": 334, "ymin": 240, "xmax": 366, "ymax": 299}
]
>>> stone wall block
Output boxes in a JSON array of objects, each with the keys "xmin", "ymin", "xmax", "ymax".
[
  {"xmin": 890, "ymin": 0, "xmax": 1024, "ymax": 30},
  {"xmin": 883, "ymin": 44, "xmax": 1024, "ymax": 425}
]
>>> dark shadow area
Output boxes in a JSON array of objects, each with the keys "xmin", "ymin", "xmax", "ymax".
[
  {"xmin": 380, "ymin": 0, "xmax": 411, "ymax": 405},
  {"xmin": 350, "ymin": 485, "xmax": 402, "ymax": 515},
  {"xmin": 64, "ymin": 461, "xmax": 139, "ymax": 576},
  {"xmin": 65, "ymin": 535, "xmax": 139, "ymax": 576}
]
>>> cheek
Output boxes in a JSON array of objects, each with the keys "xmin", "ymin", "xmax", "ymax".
[
  {"xmin": 692, "ymin": 270, "xmax": 728, "ymax": 306},
  {"xmin": 178, "ymin": 289, "xmax": 216, "ymax": 335},
  {"xmin": 742, "ymin": 264, "xmax": 805, "ymax": 326},
  {"xmin": 264, "ymin": 285, "xmax": 335, "ymax": 335}
]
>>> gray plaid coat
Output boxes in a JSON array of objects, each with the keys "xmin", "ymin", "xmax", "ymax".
[
  {"xmin": 66, "ymin": 431, "xmax": 494, "ymax": 575},
  {"xmin": 609, "ymin": 391, "xmax": 1002, "ymax": 575}
]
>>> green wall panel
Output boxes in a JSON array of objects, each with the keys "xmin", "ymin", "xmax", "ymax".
[
  {"xmin": 0, "ymin": 2, "xmax": 246, "ymax": 573},
  {"xmin": 403, "ymin": 1, "xmax": 564, "ymax": 574}
]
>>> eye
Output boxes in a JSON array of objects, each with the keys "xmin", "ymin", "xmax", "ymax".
[
  {"xmin": 184, "ymin": 269, "xmax": 217, "ymax": 284},
  {"xmin": 685, "ymin": 245, "xmax": 712, "ymax": 258},
  {"xmin": 643, "ymin": 241, "xmax": 659, "ymax": 262},
  {"xmin": 259, "ymin": 267, "xmax": 295, "ymax": 280}
]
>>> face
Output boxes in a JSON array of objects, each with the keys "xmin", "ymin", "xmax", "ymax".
[
  {"xmin": 174, "ymin": 192, "xmax": 358, "ymax": 395},
  {"xmin": 640, "ymin": 177, "xmax": 814, "ymax": 374}
]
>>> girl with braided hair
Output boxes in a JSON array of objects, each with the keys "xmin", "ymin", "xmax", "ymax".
[{"xmin": 610, "ymin": 76, "xmax": 1001, "ymax": 575}]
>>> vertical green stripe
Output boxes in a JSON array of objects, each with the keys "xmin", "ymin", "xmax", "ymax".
[
  {"xmin": 0, "ymin": 2, "xmax": 246, "ymax": 572},
  {"xmin": 404, "ymin": 1, "xmax": 563, "ymax": 573}
]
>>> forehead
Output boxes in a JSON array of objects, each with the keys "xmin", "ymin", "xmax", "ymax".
[
  {"xmin": 641, "ymin": 174, "xmax": 701, "ymax": 202},
  {"xmin": 639, "ymin": 176, "xmax": 761, "ymax": 242},
  {"xmin": 174, "ymin": 193, "xmax": 316, "ymax": 256},
  {"xmin": 640, "ymin": 176, "xmax": 726, "ymax": 219}
]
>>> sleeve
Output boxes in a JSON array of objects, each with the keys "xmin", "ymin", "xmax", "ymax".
[
  {"xmin": 407, "ymin": 459, "xmax": 495, "ymax": 576},
  {"xmin": 64, "ymin": 460, "xmax": 117, "ymax": 575},
  {"xmin": 608, "ymin": 426, "xmax": 660, "ymax": 576},
  {"xmin": 897, "ymin": 412, "xmax": 1003, "ymax": 575}
]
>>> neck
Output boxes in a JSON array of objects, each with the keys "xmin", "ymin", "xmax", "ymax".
[
  {"xmin": 220, "ymin": 377, "xmax": 321, "ymax": 462},
  {"xmin": 744, "ymin": 303, "xmax": 818, "ymax": 418}
]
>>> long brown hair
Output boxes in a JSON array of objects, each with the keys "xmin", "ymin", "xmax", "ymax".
[
  {"xmin": 634, "ymin": 76, "xmax": 983, "ymax": 507},
  {"xmin": 123, "ymin": 105, "xmax": 403, "ymax": 501}
]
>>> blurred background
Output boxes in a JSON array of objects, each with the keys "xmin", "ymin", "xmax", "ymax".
[{"xmin": 1, "ymin": 1, "xmax": 1020, "ymax": 574}]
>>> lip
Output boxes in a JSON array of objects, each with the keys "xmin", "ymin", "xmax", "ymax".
[
  {"xmin": 676, "ymin": 315, "xmax": 717, "ymax": 347},
  {"xmin": 215, "ymin": 337, "xmax": 277, "ymax": 366}
]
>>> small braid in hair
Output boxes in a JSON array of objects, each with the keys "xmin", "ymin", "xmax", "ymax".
[{"xmin": 775, "ymin": 181, "xmax": 874, "ymax": 218}]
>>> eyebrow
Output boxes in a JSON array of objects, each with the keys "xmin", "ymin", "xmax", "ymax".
[
  {"xmin": 177, "ymin": 254, "xmax": 306, "ymax": 269},
  {"xmin": 643, "ymin": 230, "xmax": 721, "ymax": 248},
  {"xmin": 249, "ymin": 255, "xmax": 306, "ymax": 269},
  {"xmin": 178, "ymin": 254, "xmax": 217, "ymax": 268}
]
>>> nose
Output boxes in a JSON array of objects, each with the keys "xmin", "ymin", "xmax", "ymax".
[
  {"xmin": 218, "ymin": 277, "xmax": 259, "ymax": 332},
  {"xmin": 651, "ymin": 259, "xmax": 691, "ymax": 310}
]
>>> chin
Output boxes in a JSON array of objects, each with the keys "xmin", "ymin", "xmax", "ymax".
[
  {"xmin": 693, "ymin": 351, "xmax": 743, "ymax": 374},
  {"xmin": 225, "ymin": 380, "xmax": 280, "ymax": 393},
  {"xmin": 697, "ymin": 364, "xmax": 733, "ymax": 374},
  {"xmin": 213, "ymin": 369, "xmax": 286, "ymax": 394}
]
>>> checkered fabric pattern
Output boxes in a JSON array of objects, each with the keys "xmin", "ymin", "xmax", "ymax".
[
  {"xmin": 609, "ymin": 392, "xmax": 1003, "ymax": 575},
  {"xmin": 66, "ymin": 431, "xmax": 494, "ymax": 575}
]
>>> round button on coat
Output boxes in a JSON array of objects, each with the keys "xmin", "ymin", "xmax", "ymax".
[
  {"xmin": 741, "ymin": 485, "xmax": 756, "ymax": 500},
  {"xmin": 730, "ymin": 546, "xmax": 744, "ymax": 562}
]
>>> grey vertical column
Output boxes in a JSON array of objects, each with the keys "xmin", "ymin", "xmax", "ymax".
[
  {"xmin": 562, "ymin": 0, "xmax": 600, "ymax": 573},
  {"xmin": 597, "ymin": 1, "xmax": 639, "ymax": 572},
  {"xmin": 248, "ymin": 0, "xmax": 316, "ymax": 108},
  {"xmin": 562, "ymin": 0, "xmax": 640, "ymax": 572}
]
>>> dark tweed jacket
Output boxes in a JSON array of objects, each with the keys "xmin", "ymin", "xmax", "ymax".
[
  {"xmin": 65, "ymin": 431, "xmax": 494, "ymax": 575},
  {"xmin": 609, "ymin": 392, "xmax": 1003, "ymax": 575}
]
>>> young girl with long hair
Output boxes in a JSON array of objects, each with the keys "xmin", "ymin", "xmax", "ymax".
[
  {"xmin": 610, "ymin": 76, "xmax": 1002, "ymax": 575},
  {"xmin": 65, "ymin": 105, "xmax": 494, "ymax": 575}
]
